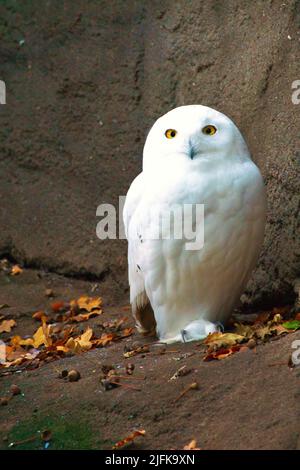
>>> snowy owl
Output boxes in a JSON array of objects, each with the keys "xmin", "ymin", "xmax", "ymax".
[{"xmin": 123, "ymin": 105, "xmax": 266, "ymax": 344}]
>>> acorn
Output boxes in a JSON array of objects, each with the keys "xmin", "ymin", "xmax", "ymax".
[
  {"xmin": 190, "ymin": 382, "xmax": 199, "ymax": 390},
  {"xmin": 107, "ymin": 369, "xmax": 119, "ymax": 382},
  {"xmin": 247, "ymin": 338, "xmax": 256, "ymax": 349},
  {"xmin": 67, "ymin": 369, "xmax": 81, "ymax": 382},
  {"xmin": 0, "ymin": 397, "xmax": 9, "ymax": 406},
  {"xmin": 101, "ymin": 378, "xmax": 115, "ymax": 391},
  {"xmin": 41, "ymin": 430, "xmax": 52, "ymax": 442},
  {"xmin": 10, "ymin": 384, "xmax": 21, "ymax": 396},
  {"xmin": 126, "ymin": 363, "xmax": 135, "ymax": 375},
  {"xmin": 101, "ymin": 364, "xmax": 115, "ymax": 375},
  {"xmin": 58, "ymin": 369, "xmax": 68, "ymax": 379}
]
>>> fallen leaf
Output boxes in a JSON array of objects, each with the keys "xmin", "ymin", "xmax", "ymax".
[
  {"xmin": 32, "ymin": 311, "xmax": 48, "ymax": 322},
  {"xmin": 71, "ymin": 309, "xmax": 103, "ymax": 322},
  {"xmin": 51, "ymin": 301, "xmax": 67, "ymax": 312},
  {"xmin": 169, "ymin": 365, "xmax": 192, "ymax": 381},
  {"xmin": 71, "ymin": 296, "xmax": 102, "ymax": 312},
  {"xmin": 272, "ymin": 306, "xmax": 291, "ymax": 319},
  {"xmin": 10, "ymin": 265, "xmax": 23, "ymax": 276},
  {"xmin": 254, "ymin": 322, "xmax": 290, "ymax": 340},
  {"xmin": 203, "ymin": 345, "xmax": 242, "ymax": 361},
  {"xmin": 112, "ymin": 430, "xmax": 145, "ymax": 449},
  {"xmin": 183, "ymin": 439, "xmax": 201, "ymax": 450},
  {"xmin": 0, "ymin": 304, "xmax": 10, "ymax": 310},
  {"xmin": 10, "ymin": 335, "xmax": 34, "ymax": 347},
  {"xmin": 204, "ymin": 332, "xmax": 244, "ymax": 350},
  {"xmin": 65, "ymin": 327, "xmax": 93, "ymax": 353},
  {"xmin": 271, "ymin": 325, "xmax": 290, "ymax": 336},
  {"xmin": 254, "ymin": 312, "xmax": 270, "ymax": 324},
  {"xmin": 119, "ymin": 327, "xmax": 134, "ymax": 338},
  {"xmin": 122, "ymin": 305, "xmax": 131, "ymax": 311},
  {"xmin": 271, "ymin": 313, "xmax": 283, "ymax": 324},
  {"xmin": 282, "ymin": 320, "xmax": 300, "ymax": 331},
  {"xmin": 93, "ymin": 332, "xmax": 117, "ymax": 347},
  {"xmin": 0, "ymin": 319, "xmax": 17, "ymax": 333},
  {"xmin": 102, "ymin": 317, "xmax": 128, "ymax": 331},
  {"xmin": 11, "ymin": 320, "xmax": 53, "ymax": 349},
  {"xmin": 234, "ymin": 323, "xmax": 255, "ymax": 339},
  {"xmin": 123, "ymin": 345, "xmax": 150, "ymax": 358}
]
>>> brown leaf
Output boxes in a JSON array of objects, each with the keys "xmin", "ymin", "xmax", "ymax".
[
  {"xmin": 51, "ymin": 301, "xmax": 67, "ymax": 312},
  {"xmin": 0, "ymin": 319, "xmax": 17, "ymax": 333},
  {"xmin": 123, "ymin": 345, "xmax": 150, "ymax": 358},
  {"xmin": 93, "ymin": 332, "xmax": 117, "ymax": 348},
  {"xmin": 0, "ymin": 304, "xmax": 10, "ymax": 310},
  {"xmin": 169, "ymin": 365, "xmax": 192, "ymax": 381},
  {"xmin": 204, "ymin": 332, "xmax": 244, "ymax": 350},
  {"xmin": 234, "ymin": 323, "xmax": 255, "ymax": 339},
  {"xmin": 71, "ymin": 309, "xmax": 103, "ymax": 322},
  {"xmin": 203, "ymin": 345, "xmax": 242, "ymax": 361},
  {"xmin": 112, "ymin": 430, "xmax": 146, "ymax": 449},
  {"xmin": 254, "ymin": 312, "xmax": 270, "ymax": 325},
  {"xmin": 32, "ymin": 311, "xmax": 48, "ymax": 322},
  {"xmin": 119, "ymin": 327, "xmax": 134, "ymax": 338}
]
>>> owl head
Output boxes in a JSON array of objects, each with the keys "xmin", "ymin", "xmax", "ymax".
[{"xmin": 143, "ymin": 105, "xmax": 251, "ymax": 170}]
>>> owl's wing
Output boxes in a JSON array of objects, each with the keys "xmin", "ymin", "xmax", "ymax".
[{"xmin": 123, "ymin": 173, "xmax": 156, "ymax": 334}]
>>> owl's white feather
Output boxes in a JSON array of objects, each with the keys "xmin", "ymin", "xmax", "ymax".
[{"xmin": 123, "ymin": 105, "xmax": 266, "ymax": 343}]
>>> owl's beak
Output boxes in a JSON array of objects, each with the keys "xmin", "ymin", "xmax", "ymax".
[{"xmin": 189, "ymin": 146, "xmax": 196, "ymax": 160}]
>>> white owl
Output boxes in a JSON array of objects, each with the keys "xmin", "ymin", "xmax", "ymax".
[{"xmin": 123, "ymin": 105, "xmax": 266, "ymax": 344}]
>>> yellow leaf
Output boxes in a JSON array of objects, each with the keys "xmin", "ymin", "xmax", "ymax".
[
  {"xmin": 65, "ymin": 328, "xmax": 93, "ymax": 353},
  {"xmin": 183, "ymin": 439, "xmax": 201, "ymax": 450},
  {"xmin": 10, "ymin": 265, "xmax": 23, "ymax": 276},
  {"xmin": 10, "ymin": 335, "xmax": 34, "ymax": 347},
  {"xmin": 0, "ymin": 319, "xmax": 17, "ymax": 333},
  {"xmin": 32, "ymin": 324, "xmax": 52, "ymax": 348},
  {"xmin": 74, "ymin": 296, "xmax": 102, "ymax": 312},
  {"xmin": 56, "ymin": 345, "xmax": 69, "ymax": 353},
  {"xmin": 270, "ymin": 313, "xmax": 283, "ymax": 325},
  {"xmin": 77, "ymin": 327, "xmax": 93, "ymax": 348}
]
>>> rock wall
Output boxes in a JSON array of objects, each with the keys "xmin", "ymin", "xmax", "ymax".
[{"xmin": 0, "ymin": 0, "xmax": 299, "ymax": 305}]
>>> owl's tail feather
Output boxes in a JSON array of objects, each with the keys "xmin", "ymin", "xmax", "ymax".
[{"xmin": 133, "ymin": 301, "xmax": 157, "ymax": 337}]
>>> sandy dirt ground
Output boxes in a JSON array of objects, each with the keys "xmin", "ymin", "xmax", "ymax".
[{"xmin": 0, "ymin": 264, "xmax": 299, "ymax": 450}]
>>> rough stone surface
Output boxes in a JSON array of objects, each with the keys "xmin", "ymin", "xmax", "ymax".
[{"xmin": 0, "ymin": 0, "xmax": 299, "ymax": 305}]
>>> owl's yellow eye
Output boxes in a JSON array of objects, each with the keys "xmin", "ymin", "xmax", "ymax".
[
  {"xmin": 202, "ymin": 125, "xmax": 217, "ymax": 136},
  {"xmin": 165, "ymin": 129, "xmax": 177, "ymax": 139}
]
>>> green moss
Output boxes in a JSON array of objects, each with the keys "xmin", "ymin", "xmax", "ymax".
[{"xmin": 7, "ymin": 412, "xmax": 109, "ymax": 450}]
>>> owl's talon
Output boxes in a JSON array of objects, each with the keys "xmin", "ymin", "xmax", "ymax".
[
  {"xmin": 215, "ymin": 321, "xmax": 224, "ymax": 333},
  {"xmin": 181, "ymin": 329, "xmax": 187, "ymax": 343}
]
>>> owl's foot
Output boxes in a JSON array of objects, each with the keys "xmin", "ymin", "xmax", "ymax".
[{"xmin": 159, "ymin": 319, "xmax": 221, "ymax": 344}]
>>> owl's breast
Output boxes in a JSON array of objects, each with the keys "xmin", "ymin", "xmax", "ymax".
[{"xmin": 138, "ymin": 159, "xmax": 266, "ymax": 323}]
